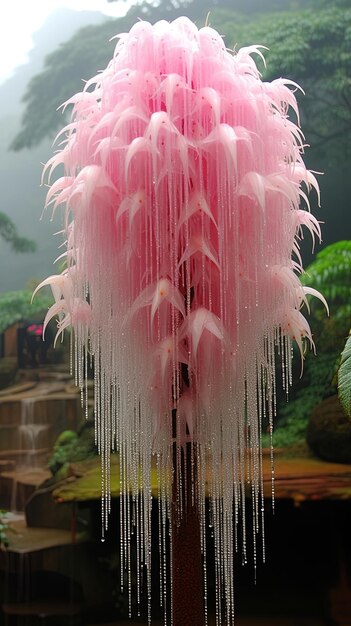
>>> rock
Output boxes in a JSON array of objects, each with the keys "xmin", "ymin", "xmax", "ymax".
[
  {"xmin": 25, "ymin": 485, "xmax": 75, "ymax": 529},
  {"xmin": 48, "ymin": 425, "xmax": 96, "ymax": 476},
  {"xmin": 0, "ymin": 357, "xmax": 18, "ymax": 390},
  {"xmin": 306, "ymin": 395, "xmax": 351, "ymax": 463}
]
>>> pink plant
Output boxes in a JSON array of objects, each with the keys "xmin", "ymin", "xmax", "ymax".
[{"xmin": 35, "ymin": 17, "xmax": 325, "ymax": 624}]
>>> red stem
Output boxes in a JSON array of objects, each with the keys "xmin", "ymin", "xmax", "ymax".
[{"xmin": 171, "ymin": 443, "xmax": 205, "ymax": 626}]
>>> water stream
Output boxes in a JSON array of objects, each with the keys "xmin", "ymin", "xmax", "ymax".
[
  {"xmin": 19, "ymin": 398, "xmax": 50, "ymax": 470},
  {"xmin": 0, "ymin": 380, "xmax": 80, "ymax": 513}
]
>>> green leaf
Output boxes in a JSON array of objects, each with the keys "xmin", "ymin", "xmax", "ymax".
[
  {"xmin": 338, "ymin": 333, "xmax": 351, "ymax": 418},
  {"xmin": 0, "ymin": 290, "xmax": 52, "ymax": 334}
]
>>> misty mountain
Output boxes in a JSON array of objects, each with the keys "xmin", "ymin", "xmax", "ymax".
[
  {"xmin": 0, "ymin": 8, "xmax": 111, "ymax": 293},
  {"xmin": 0, "ymin": 8, "xmax": 106, "ymax": 117}
]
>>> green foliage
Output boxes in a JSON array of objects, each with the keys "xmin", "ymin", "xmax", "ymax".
[
  {"xmin": 0, "ymin": 289, "xmax": 52, "ymax": 333},
  {"xmin": 10, "ymin": 1, "xmax": 351, "ymax": 161},
  {"xmin": 212, "ymin": 6, "xmax": 351, "ymax": 158},
  {"xmin": 265, "ymin": 350, "xmax": 339, "ymax": 447},
  {"xmin": 110, "ymin": 0, "xmax": 348, "ymax": 13},
  {"xmin": 301, "ymin": 241, "xmax": 351, "ymax": 335},
  {"xmin": 0, "ymin": 212, "xmax": 36, "ymax": 253},
  {"xmin": 217, "ymin": 5, "xmax": 350, "ymax": 87},
  {"xmin": 302, "ymin": 241, "xmax": 351, "ymax": 294},
  {"xmin": 338, "ymin": 333, "xmax": 351, "ymax": 418},
  {"xmin": 48, "ymin": 430, "xmax": 78, "ymax": 474},
  {"xmin": 48, "ymin": 423, "xmax": 96, "ymax": 475},
  {"xmin": 270, "ymin": 241, "xmax": 351, "ymax": 447},
  {"xmin": 55, "ymin": 429, "xmax": 78, "ymax": 446}
]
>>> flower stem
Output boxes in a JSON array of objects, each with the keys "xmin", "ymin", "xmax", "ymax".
[{"xmin": 172, "ymin": 441, "xmax": 205, "ymax": 626}]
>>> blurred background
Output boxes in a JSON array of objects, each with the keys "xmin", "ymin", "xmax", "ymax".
[
  {"xmin": 0, "ymin": 1, "xmax": 350, "ymax": 625},
  {"xmin": 0, "ymin": 0, "xmax": 350, "ymax": 293}
]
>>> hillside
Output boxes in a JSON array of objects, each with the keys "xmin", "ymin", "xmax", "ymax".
[{"xmin": 0, "ymin": 8, "xmax": 109, "ymax": 292}]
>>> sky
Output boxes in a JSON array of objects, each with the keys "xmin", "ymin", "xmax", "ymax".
[{"xmin": 0, "ymin": 0, "xmax": 133, "ymax": 84}]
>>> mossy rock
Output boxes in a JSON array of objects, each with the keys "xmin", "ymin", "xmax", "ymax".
[
  {"xmin": 55, "ymin": 430, "xmax": 78, "ymax": 446},
  {"xmin": 48, "ymin": 423, "xmax": 96, "ymax": 475},
  {"xmin": 306, "ymin": 395, "xmax": 351, "ymax": 463},
  {"xmin": 53, "ymin": 455, "xmax": 161, "ymax": 502}
]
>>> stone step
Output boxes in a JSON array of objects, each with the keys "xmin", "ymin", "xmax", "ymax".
[
  {"xmin": 0, "ymin": 447, "xmax": 50, "ymax": 458},
  {"xmin": 1, "ymin": 468, "xmax": 50, "ymax": 487},
  {"xmin": 0, "ymin": 395, "xmax": 81, "ymax": 428},
  {"xmin": 0, "ymin": 448, "xmax": 51, "ymax": 472},
  {"xmin": 0, "ymin": 382, "xmax": 36, "ymax": 397},
  {"xmin": 0, "ymin": 468, "xmax": 51, "ymax": 511},
  {"xmin": 0, "ymin": 424, "xmax": 53, "ymax": 452},
  {"xmin": 0, "ymin": 459, "xmax": 15, "ymax": 472}
]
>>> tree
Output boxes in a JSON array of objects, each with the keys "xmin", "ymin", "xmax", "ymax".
[
  {"xmin": 109, "ymin": 0, "xmax": 348, "ymax": 13},
  {"xmin": 10, "ymin": 21, "xmax": 120, "ymax": 151},
  {"xmin": 0, "ymin": 289, "xmax": 52, "ymax": 333},
  {"xmin": 10, "ymin": 2, "xmax": 350, "ymax": 162},
  {"xmin": 0, "ymin": 212, "xmax": 36, "ymax": 253},
  {"xmin": 211, "ymin": 5, "xmax": 351, "ymax": 159}
]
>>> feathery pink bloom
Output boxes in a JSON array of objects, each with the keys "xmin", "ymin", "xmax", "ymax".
[{"xmin": 36, "ymin": 17, "xmax": 324, "ymax": 623}]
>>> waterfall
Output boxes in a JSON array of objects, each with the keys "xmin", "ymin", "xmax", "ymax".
[{"xmin": 19, "ymin": 398, "xmax": 49, "ymax": 469}]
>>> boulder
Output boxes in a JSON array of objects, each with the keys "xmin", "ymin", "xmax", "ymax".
[{"xmin": 307, "ymin": 395, "xmax": 351, "ymax": 463}]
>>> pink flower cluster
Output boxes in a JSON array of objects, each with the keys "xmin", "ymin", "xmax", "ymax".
[{"xmin": 35, "ymin": 17, "xmax": 325, "ymax": 621}]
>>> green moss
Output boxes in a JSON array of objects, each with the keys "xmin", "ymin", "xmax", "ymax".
[
  {"xmin": 0, "ymin": 290, "xmax": 53, "ymax": 334},
  {"xmin": 48, "ymin": 424, "xmax": 96, "ymax": 475},
  {"xmin": 55, "ymin": 430, "xmax": 78, "ymax": 446},
  {"xmin": 53, "ymin": 456, "xmax": 161, "ymax": 502}
]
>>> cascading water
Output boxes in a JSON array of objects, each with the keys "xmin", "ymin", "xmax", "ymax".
[
  {"xmin": 19, "ymin": 398, "xmax": 50, "ymax": 470},
  {"xmin": 0, "ymin": 384, "xmax": 80, "ymax": 514},
  {"xmin": 4, "ymin": 398, "xmax": 50, "ymax": 513}
]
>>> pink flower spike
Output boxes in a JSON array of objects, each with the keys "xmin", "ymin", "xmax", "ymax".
[{"xmin": 38, "ymin": 18, "xmax": 326, "ymax": 625}]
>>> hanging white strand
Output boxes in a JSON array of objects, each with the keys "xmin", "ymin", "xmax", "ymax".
[{"xmin": 36, "ymin": 17, "xmax": 324, "ymax": 626}]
